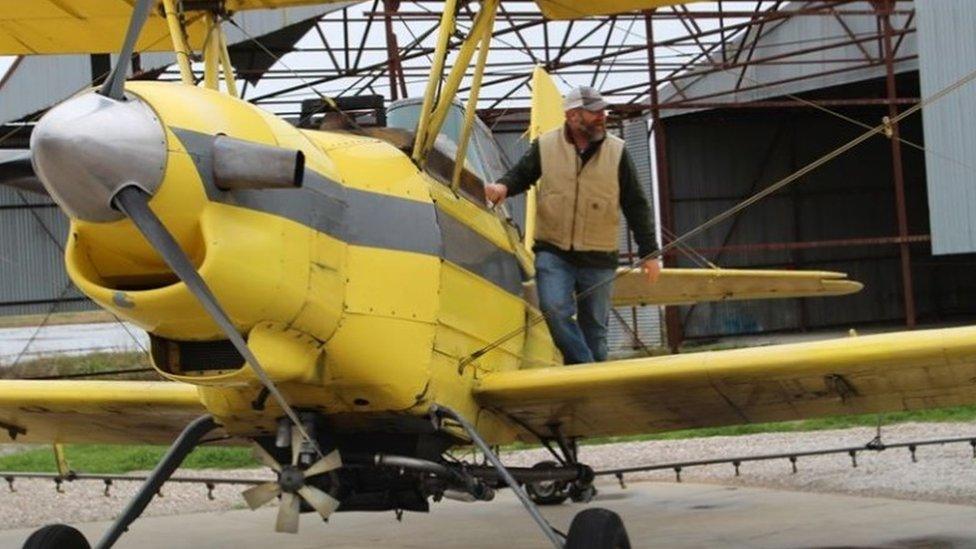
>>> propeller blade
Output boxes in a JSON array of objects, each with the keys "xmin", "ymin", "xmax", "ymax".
[
  {"xmin": 242, "ymin": 482, "xmax": 281, "ymax": 510},
  {"xmin": 100, "ymin": 0, "xmax": 154, "ymax": 99},
  {"xmin": 112, "ymin": 186, "xmax": 258, "ymax": 379},
  {"xmin": 303, "ymin": 450, "xmax": 342, "ymax": 478},
  {"xmin": 251, "ymin": 444, "xmax": 282, "ymax": 473},
  {"xmin": 0, "ymin": 150, "xmax": 48, "ymax": 196},
  {"xmin": 275, "ymin": 492, "xmax": 301, "ymax": 534},
  {"xmin": 298, "ymin": 486, "xmax": 340, "ymax": 519}
]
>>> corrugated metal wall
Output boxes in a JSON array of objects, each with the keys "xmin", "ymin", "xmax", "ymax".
[
  {"xmin": 0, "ymin": 187, "xmax": 93, "ymax": 317},
  {"xmin": 916, "ymin": 0, "xmax": 976, "ymax": 255},
  {"xmin": 664, "ymin": 72, "xmax": 976, "ymax": 339}
]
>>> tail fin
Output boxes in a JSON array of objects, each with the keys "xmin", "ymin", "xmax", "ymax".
[
  {"xmin": 524, "ymin": 66, "xmax": 564, "ymax": 249},
  {"xmin": 530, "ymin": 66, "xmax": 565, "ymax": 139}
]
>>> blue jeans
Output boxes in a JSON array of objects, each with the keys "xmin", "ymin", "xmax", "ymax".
[{"xmin": 535, "ymin": 250, "xmax": 615, "ymax": 365}]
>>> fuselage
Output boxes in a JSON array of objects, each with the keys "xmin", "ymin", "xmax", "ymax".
[{"xmin": 60, "ymin": 82, "xmax": 560, "ymax": 445}]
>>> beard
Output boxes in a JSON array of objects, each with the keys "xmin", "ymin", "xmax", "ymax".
[{"xmin": 584, "ymin": 123, "xmax": 605, "ymax": 141}]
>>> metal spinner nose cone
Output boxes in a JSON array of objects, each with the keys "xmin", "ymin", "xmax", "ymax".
[{"xmin": 30, "ymin": 92, "xmax": 167, "ymax": 223}]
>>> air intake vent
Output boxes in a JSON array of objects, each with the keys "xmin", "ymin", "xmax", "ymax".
[{"xmin": 150, "ymin": 335, "xmax": 245, "ymax": 374}]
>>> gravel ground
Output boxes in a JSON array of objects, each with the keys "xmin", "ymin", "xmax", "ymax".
[{"xmin": 1, "ymin": 422, "xmax": 973, "ymax": 531}]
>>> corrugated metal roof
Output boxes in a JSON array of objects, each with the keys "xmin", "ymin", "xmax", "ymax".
[
  {"xmin": 916, "ymin": 0, "xmax": 976, "ymax": 255},
  {"xmin": 658, "ymin": 1, "xmax": 917, "ymax": 118}
]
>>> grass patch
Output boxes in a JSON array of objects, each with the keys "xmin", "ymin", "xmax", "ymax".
[
  {"xmin": 0, "ymin": 310, "xmax": 115, "ymax": 329},
  {"xmin": 585, "ymin": 404, "xmax": 976, "ymax": 446},
  {"xmin": 497, "ymin": 404, "xmax": 976, "ymax": 453},
  {"xmin": 3, "ymin": 406, "xmax": 976, "ymax": 473},
  {"xmin": 1, "ymin": 351, "xmax": 160, "ymax": 381},
  {"xmin": 0, "ymin": 445, "xmax": 257, "ymax": 473}
]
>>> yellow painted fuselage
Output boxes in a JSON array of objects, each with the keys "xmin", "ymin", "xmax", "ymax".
[{"xmin": 64, "ymin": 83, "xmax": 559, "ymax": 444}]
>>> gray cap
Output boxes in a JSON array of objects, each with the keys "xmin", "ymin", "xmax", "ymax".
[{"xmin": 563, "ymin": 86, "xmax": 608, "ymax": 112}]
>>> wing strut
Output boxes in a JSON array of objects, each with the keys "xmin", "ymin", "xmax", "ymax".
[{"xmin": 411, "ymin": 0, "xmax": 499, "ymax": 169}]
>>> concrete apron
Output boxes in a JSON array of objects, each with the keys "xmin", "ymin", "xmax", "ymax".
[{"xmin": 3, "ymin": 480, "xmax": 975, "ymax": 548}]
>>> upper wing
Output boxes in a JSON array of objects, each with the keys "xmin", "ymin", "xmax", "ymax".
[
  {"xmin": 474, "ymin": 325, "xmax": 976, "ymax": 440},
  {"xmin": 0, "ymin": 1, "xmax": 350, "ymax": 55},
  {"xmin": 0, "ymin": 380, "xmax": 210, "ymax": 444},
  {"xmin": 0, "ymin": 1, "xmax": 703, "ymax": 55},
  {"xmin": 612, "ymin": 268, "xmax": 863, "ymax": 307}
]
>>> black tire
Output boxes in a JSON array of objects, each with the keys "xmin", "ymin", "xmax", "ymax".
[
  {"xmin": 22, "ymin": 524, "xmax": 90, "ymax": 549},
  {"xmin": 525, "ymin": 461, "xmax": 569, "ymax": 506},
  {"xmin": 565, "ymin": 508, "xmax": 631, "ymax": 549}
]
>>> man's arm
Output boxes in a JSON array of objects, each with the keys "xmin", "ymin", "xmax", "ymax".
[{"xmin": 485, "ymin": 140, "xmax": 541, "ymax": 205}]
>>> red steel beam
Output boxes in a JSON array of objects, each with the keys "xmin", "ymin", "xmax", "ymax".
[
  {"xmin": 645, "ymin": 10, "xmax": 683, "ymax": 353},
  {"xmin": 875, "ymin": 0, "xmax": 916, "ymax": 329}
]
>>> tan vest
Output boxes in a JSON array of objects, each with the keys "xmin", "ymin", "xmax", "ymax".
[{"xmin": 535, "ymin": 127, "xmax": 625, "ymax": 252}]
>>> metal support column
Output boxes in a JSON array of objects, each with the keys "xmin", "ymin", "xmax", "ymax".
[
  {"xmin": 645, "ymin": 10, "xmax": 683, "ymax": 352},
  {"xmin": 383, "ymin": 0, "xmax": 403, "ymax": 101},
  {"xmin": 877, "ymin": 0, "xmax": 916, "ymax": 328}
]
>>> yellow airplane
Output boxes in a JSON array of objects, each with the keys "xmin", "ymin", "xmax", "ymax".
[{"xmin": 0, "ymin": 1, "xmax": 972, "ymax": 548}]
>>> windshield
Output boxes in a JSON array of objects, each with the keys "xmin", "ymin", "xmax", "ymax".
[{"xmin": 387, "ymin": 98, "xmax": 510, "ymax": 183}]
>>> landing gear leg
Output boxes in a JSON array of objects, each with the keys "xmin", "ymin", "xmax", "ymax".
[
  {"xmin": 527, "ymin": 425, "xmax": 595, "ymax": 505},
  {"xmin": 22, "ymin": 415, "xmax": 218, "ymax": 549},
  {"xmin": 31, "ymin": 415, "xmax": 217, "ymax": 549},
  {"xmin": 96, "ymin": 415, "xmax": 218, "ymax": 548},
  {"xmin": 431, "ymin": 405, "xmax": 565, "ymax": 548}
]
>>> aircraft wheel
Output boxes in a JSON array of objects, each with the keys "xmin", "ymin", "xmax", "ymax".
[
  {"xmin": 22, "ymin": 524, "xmax": 90, "ymax": 549},
  {"xmin": 524, "ymin": 461, "xmax": 569, "ymax": 505},
  {"xmin": 565, "ymin": 508, "xmax": 631, "ymax": 549}
]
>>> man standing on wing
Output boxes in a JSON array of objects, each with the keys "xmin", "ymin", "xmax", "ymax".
[{"xmin": 486, "ymin": 86, "xmax": 660, "ymax": 365}]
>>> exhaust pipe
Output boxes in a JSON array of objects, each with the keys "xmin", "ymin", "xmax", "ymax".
[{"xmin": 212, "ymin": 135, "xmax": 305, "ymax": 191}]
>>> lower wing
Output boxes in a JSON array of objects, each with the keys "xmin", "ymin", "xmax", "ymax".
[
  {"xmin": 0, "ymin": 380, "xmax": 209, "ymax": 444},
  {"xmin": 475, "ymin": 325, "xmax": 976, "ymax": 440}
]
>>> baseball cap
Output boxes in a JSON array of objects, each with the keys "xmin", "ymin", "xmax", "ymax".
[{"xmin": 563, "ymin": 86, "xmax": 609, "ymax": 112}]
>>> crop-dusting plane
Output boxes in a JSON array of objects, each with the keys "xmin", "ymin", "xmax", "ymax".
[{"xmin": 0, "ymin": 1, "xmax": 974, "ymax": 548}]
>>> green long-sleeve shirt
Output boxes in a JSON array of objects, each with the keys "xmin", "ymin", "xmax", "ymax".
[{"xmin": 499, "ymin": 136, "xmax": 658, "ymax": 269}]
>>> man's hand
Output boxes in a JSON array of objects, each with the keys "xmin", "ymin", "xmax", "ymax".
[
  {"xmin": 485, "ymin": 183, "xmax": 508, "ymax": 207},
  {"xmin": 640, "ymin": 258, "xmax": 661, "ymax": 284}
]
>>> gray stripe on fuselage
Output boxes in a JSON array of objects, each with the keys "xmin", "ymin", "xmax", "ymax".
[
  {"xmin": 171, "ymin": 128, "xmax": 439, "ymax": 256},
  {"xmin": 435, "ymin": 207, "xmax": 523, "ymax": 296},
  {"xmin": 170, "ymin": 128, "xmax": 523, "ymax": 296}
]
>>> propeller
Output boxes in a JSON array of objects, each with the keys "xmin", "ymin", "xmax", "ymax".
[
  {"xmin": 99, "ymin": 0, "xmax": 154, "ymax": 100},
  {"xmin": 242, "ymin": 429, "xmax": 343, "ymax": 533}
]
